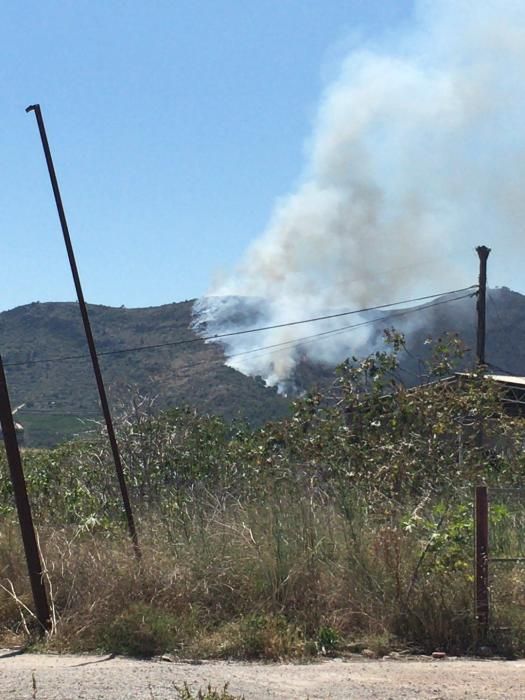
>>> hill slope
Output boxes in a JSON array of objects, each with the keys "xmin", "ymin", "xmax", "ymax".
[
  {"xmin": 389, "ymin": 286, "xmax": 525, "ymax": 382},
  {"xmin": 1, "ymin": 287, "xmax": 523, "ymax": 446},
  {"xmin": 0, "ymin": 300, "xmax": 289, "ymax": 445}
]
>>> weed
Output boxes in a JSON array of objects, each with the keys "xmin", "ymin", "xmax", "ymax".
[
  {"xmin": 192, "ymin": 614, "xmax": 304, "ymax": 660},
  {"xmin": 97, "ymin": 603, "xmax": 180, "ymax": 657},
  {"xmin": 317, "ymin": 626, "xmax": 339, "ymax": 653},
  {"xmin": 1, "ymin": 340, "xmax": 525, "ymax": 658},
  {"xmin": 347, "ymin": 633, "xmax": 398, "ymax": 658}
]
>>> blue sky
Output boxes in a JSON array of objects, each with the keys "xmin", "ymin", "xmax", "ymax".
[{"xmin": 2, "ymin": 1, "xmax": 414, "ymax": 312}]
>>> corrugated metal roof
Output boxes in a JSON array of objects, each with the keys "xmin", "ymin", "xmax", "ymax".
[
  {"xmin": 487, "ymin": 374, "xmax": 525, "ymax": 387},
  {"xmin": 455, "ymin": 372, "xmax": 525, "ymax": 387}
]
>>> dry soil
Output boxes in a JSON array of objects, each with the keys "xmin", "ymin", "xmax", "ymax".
[{"xmin": 1, "ymin": 651, "xmax": 524, "ymax": 699}]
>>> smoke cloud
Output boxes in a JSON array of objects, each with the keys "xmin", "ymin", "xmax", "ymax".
[{"xmin": 194, "ymin": 1, "xmax": 525, "ymax": 389}]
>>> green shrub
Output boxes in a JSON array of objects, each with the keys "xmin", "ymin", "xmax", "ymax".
[
  {"xmin": 194, "ymin": 614, "xmax": 304, "ymax": 660},
  {"xmin": 98, "ymin": 603, "xmax": 179, "ymax": 657},
  {"xmin": 2, "ymin": 333, "xmax": 525, "ymax": 657},
  {"xmin": 317, "ymin": 626, "xmax": 340, "ymax": 652}
]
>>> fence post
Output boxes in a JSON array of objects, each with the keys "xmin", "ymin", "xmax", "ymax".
[{"xmin": 475, "ymin": 485, "xmax": 489, "ymax": 635}]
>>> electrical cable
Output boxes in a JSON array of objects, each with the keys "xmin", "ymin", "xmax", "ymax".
[
  {"xmin": 175, "ymin": 290, "xmax": 476, "ymax": 374},
  {"xmin": 16, "ymin": 291, "xmax": 474, "ymax": 415},
  {"xmin": 13, "ymin": 291, "xmax": 476, "ymax": 415},
  {"xmin": 3, "ymin": 285, "xmax": 476, "ymax": 369}
]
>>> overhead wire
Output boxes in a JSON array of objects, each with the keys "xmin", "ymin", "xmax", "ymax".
[
  {"xmin": 174, "ymin": 290, "xmax": 477, "ymax": 374},
  {"xmin": 13, "ymin": 290, "xmax": 475, "ymax": 415},
  {"xmin": 3, "ymin": 285, "xmax": 477, "ymax": 370},
  {"xmin": 195, "ymin": 285, "xmax": 477, "ymax": 340}
]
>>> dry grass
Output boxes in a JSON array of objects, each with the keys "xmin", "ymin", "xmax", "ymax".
[{"xmin": 0, "ymin": 487, "xmax": 481, "ymax": 658}]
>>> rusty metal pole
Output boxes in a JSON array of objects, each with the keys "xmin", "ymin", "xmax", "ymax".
[
  {"xmin": 475, "ymin": 485, "xmax": 489, "ymax": 635},
  {"xmin": 0, "ymin": 354, "xmax": 51, "ymax": 632},
  {"xmin": 476, "ymin": 246, "xmax": 491, "ymax": 366},
  {"xmin": 26, "ymin": 104, "xmax": 141, "ymax": 560}
]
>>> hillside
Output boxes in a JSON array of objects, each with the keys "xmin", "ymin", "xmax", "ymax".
[
  {"xmin": 389, "ymin": 286, "xmax": 525, "ymax": 382},
  {"xmin": 1, "ymin": 287, "xmax": 523, "ymax": 446},
  {"xmin": 0, "ymin": 300, "xmax": 289, "ymax": 446}
]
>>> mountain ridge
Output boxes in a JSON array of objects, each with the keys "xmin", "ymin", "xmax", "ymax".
[
  {"xmin": 1, "ymin": 287, "xmax": 523, "ymax": 446},
  {"xmin": 0, "ymin": 299, "xmax": 289, "ymax": 445}
]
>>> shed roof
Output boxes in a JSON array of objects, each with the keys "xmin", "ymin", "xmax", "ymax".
[{"xmin": 486, "ymin": 374, "xmax": 525, "ymax": 387}]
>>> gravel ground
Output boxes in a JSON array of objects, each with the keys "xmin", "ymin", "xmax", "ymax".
[{"xmin": 1, "ymin": 651, "xmax": 524, "ymax": 699}]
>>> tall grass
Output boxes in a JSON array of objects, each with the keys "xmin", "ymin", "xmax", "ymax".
[
  {"xmin": 0, "ymin": 483, "xmax": 479, "ymax": 657},
  {"xmin": 1, "ymin": 338, "xmax": 525, "ymax": 657}
]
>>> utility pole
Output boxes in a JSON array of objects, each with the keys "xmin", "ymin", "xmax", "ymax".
[
  {"xmin": 26, "ymin": 104, "xmax": 141, "ymax": 560},
  {"xmin": 476, "ymin": 245, "xmax": 491, "ymax": 366},
  {"xmin": 0, "ymin": 355, "xmax": 51, "ymax": 632}
]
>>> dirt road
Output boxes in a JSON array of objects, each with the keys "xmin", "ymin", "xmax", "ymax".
[{"xmin": 1, "ymin": 651, "xmax": 524, "ymax": 699}]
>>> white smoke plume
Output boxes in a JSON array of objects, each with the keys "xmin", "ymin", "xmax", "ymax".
[{"xmin": 194, "ymin": 1, "xmax": 525, "ymax": 389}]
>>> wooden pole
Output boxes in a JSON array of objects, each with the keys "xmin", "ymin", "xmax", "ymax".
[
  {"xmin": 476, "ymin": 246, "xmax": 491, "ymax": 366},
  {"xmin": 0, "ymin": 355, "xmax": 51, "ymax": 632}
]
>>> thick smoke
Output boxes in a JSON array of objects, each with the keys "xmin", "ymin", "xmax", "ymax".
[{"xmin": 194, "ymin": 1, "xmax": 525, "ymax": 389}]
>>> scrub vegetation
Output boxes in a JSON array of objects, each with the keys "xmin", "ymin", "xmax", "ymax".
[
  {"xmin": 2, "ymin": 286, "xmax": 525, "ymax": 447},
  {"xmin": 1, "ymin": 332, "xmax": 525, "ymax": 659}
]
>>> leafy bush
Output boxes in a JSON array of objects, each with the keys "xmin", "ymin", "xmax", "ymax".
[
  {"xmin": 97, "ymin": 603, "xmax": 180, "ymax": 657},
  {"xmin": 317, "ymin": 626, "xmax": 340, "ymax": 652},
  {"xmin": 2, "ymin": 332, "xmax": 525, "ymax": 656}
]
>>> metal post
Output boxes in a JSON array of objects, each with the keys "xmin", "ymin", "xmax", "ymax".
[
  {"xmin": 26, "ymin": 104, "xmax": 141, "ymax": 560},
  {"xmin": 476, "ymin": 246, "xmax": 491, "ymax": 366},
  {"xmin": 0, "ymin": 355, "xmax": 51, "ymax": 632},
  {"xmin": 475, "ymin": 485, "xmax": 489, "ymax": 633}
]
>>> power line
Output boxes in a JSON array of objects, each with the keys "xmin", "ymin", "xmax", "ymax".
[
  {"xmin": 3, "ymin": 285, "xmax": 476, "ymax": 370},
  {"xmin": 14, "ymin": 291, "xmax": 475, "ymax": 415},
  {"xmin": 195, "ymin": 286, "xmax": 477, "ymax": 341},
  {"xmin": 175, "ymin": 290, "xmax": 476, "ymax": 374}
]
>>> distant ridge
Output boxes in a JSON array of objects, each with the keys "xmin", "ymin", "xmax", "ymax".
[
  {"xmin": 0, "ymin": 287, "xmax": 523, "ymax": 446},
  {"xmin": 0, "ymin": 300, "xmax": 289, "ymax": 446}
]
